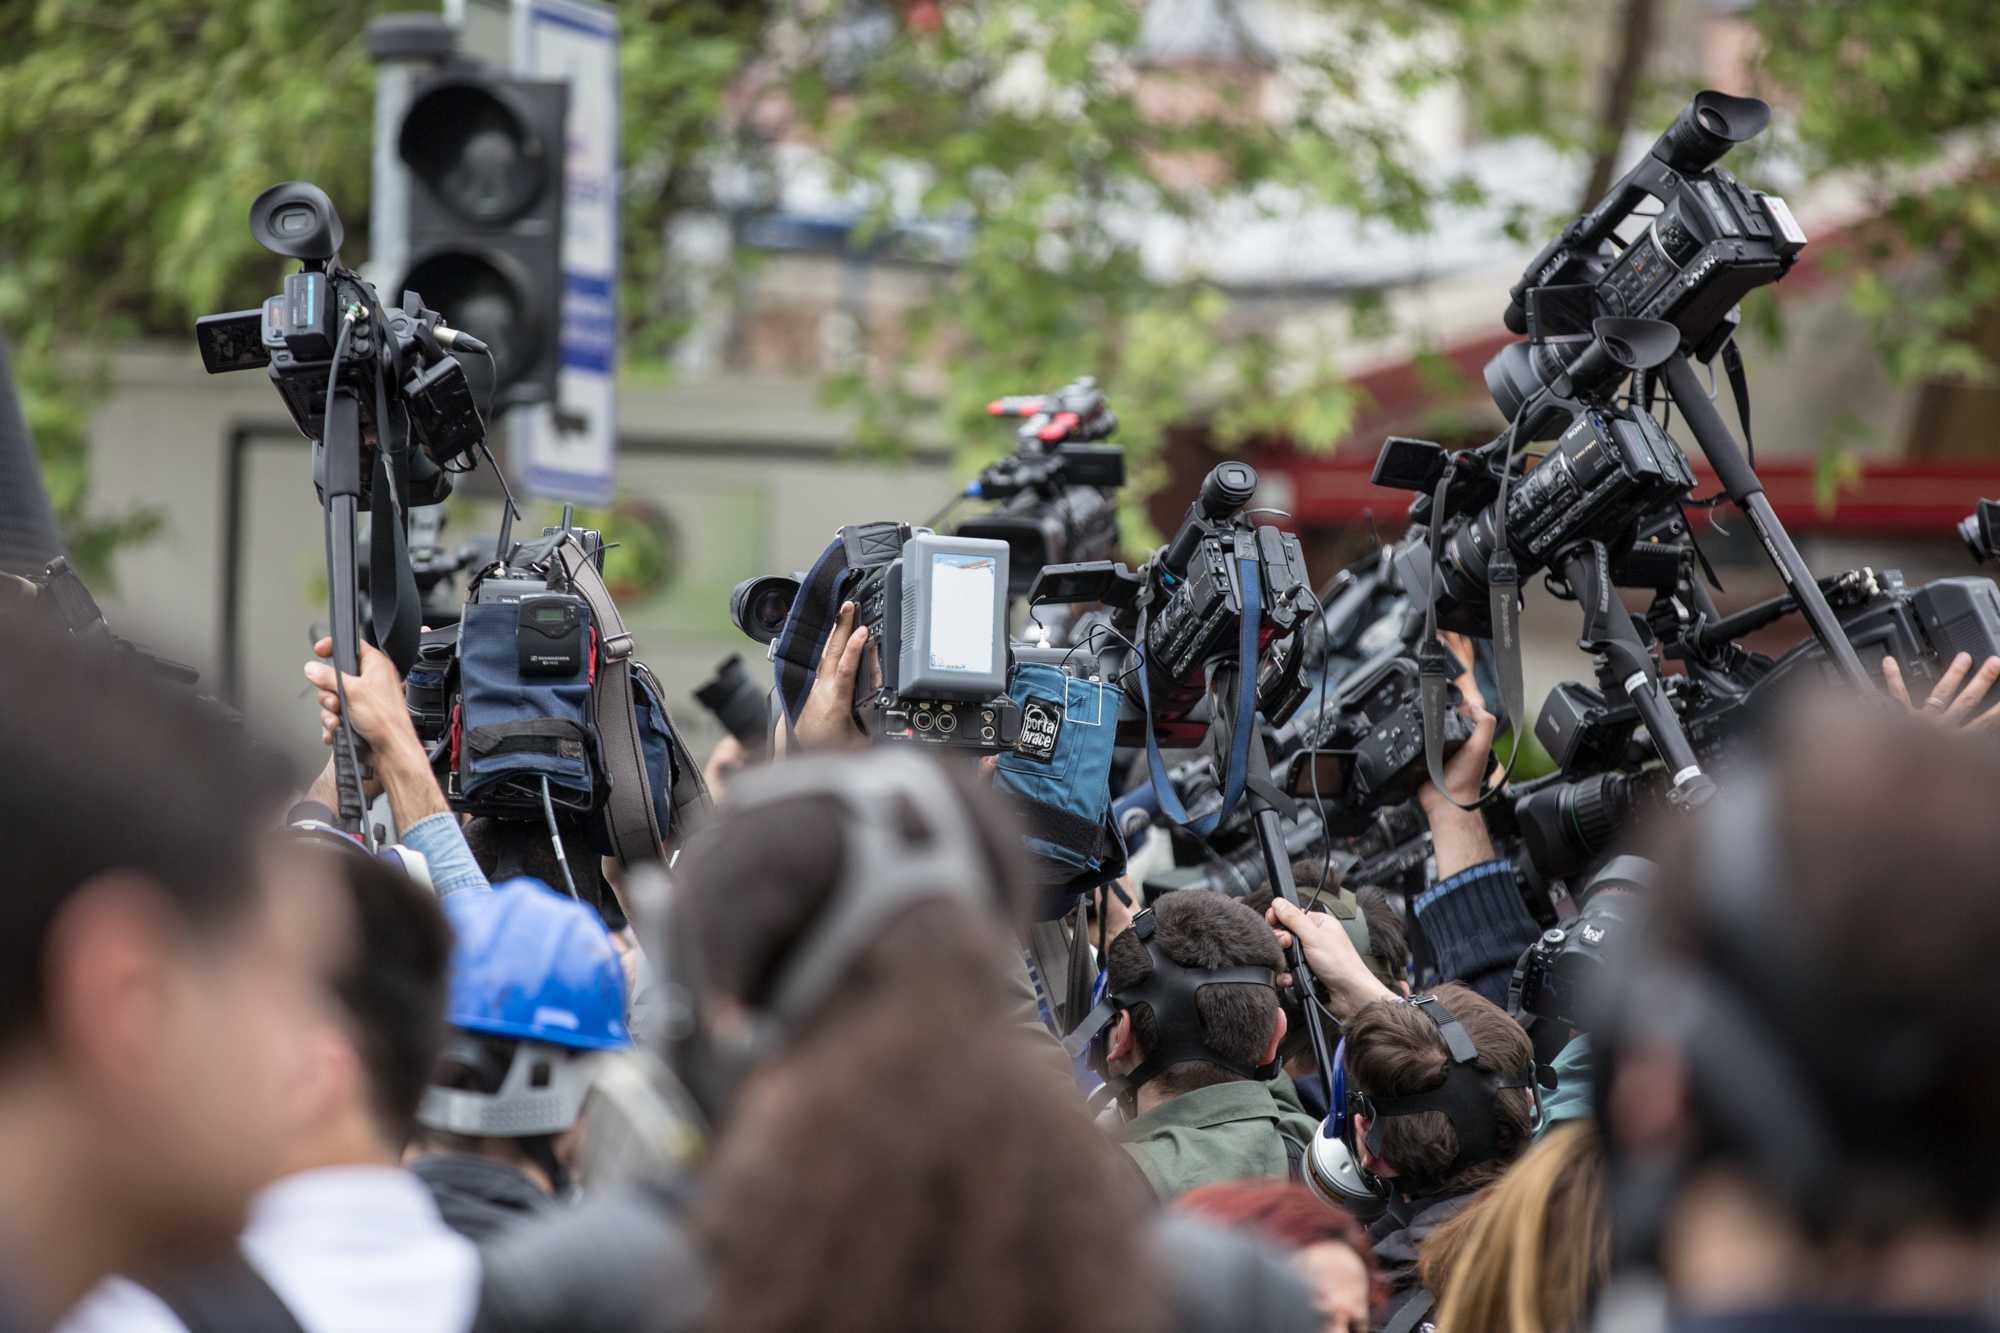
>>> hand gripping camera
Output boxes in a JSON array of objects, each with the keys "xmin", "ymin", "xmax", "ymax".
[{"xmin": 767, "ymin": 522, "xmax": 1024, "ymax": 752}]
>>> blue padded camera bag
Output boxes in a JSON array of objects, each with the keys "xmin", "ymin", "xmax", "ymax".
[
  {"xmin": 995, "ymin": 661, "xmax": 1126, "ymax": 892},
  {"xmin": 457, "ymin": 599, "xmax": 596, "ymax": 805}
]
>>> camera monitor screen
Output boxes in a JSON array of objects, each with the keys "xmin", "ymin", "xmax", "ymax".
[{"xmin": 928, "ymin": 553, "xmax": 997, "ymax": 672}]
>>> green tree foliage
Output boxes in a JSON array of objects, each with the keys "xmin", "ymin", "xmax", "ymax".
[
  {"xmin": 0, "ymin": 1, "xmax": 390, "ymax": 579},
  {"xmin": 757, "ymin": 0, "xmax": 1495, "ymax": 534},
  {"xmin": 1753, "ymin": 0, "xmax": 2000, "ymax": 386}
]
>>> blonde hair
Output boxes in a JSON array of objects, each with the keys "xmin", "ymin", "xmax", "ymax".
[{"xmin": 1420, "ymin": 1121, "xmax": 1609, "ymax": 1333}]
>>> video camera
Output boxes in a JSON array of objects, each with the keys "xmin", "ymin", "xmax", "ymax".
[
  {"xmin": 1503, "ymin": 91, "xmax": 1806, "ymax": 366},
  {"xmin": 956, "ymin": 377, "xmax": 1126, "ymax": 597},
  {"xmin": 195, "ymin": 181, "xmax": 494, "ymax": 832}
]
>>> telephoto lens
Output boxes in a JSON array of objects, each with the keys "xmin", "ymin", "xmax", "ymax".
[
  {"xmin": 694, "ymin": 654, "xmax": 772, "ymax": 755},
  {"xmin": 729, "ymin": 575, "xmax": 802, "ymax": 645}
]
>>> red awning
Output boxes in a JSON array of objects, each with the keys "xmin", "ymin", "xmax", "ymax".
[{"xmin": 1256, "ymin": 449, "xmax": 2000, "ymax": 535}]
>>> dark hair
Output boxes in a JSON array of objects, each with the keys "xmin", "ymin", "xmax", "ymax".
[
  {"xmin": 679, "ymin": 761, "xmax": 1163, "ymax": 1333},
  {"xmin": 1343, "ymin": 982, "xmax": 1533, "ymax": 1194},
  {"xmin": 1176, "ymin": 1181, "xmax": 1389, "ymax": 1306},
  {"xmin": 1357, "ymin": 886, "xmax": 1408, "ymax": 981},
  {"xmin": 0, "ymin": 623, "xmax": 289, "ymax": 1053},
  {"xmin": 1105, "ymin": 889, "xmax": 1283, "ymax": 1097},
  {"xmin": 463, "ymin": 818, "xmax": 621, "ymax": 929},
  {"xmin": 1632, "ymin": 695, "xmax": 2000, "ymax": 1235},
  {"xmin": 314, "ymin": 845, "xmax": 453, "ymax": 1143}
]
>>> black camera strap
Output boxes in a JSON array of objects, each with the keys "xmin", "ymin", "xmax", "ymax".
[{"xmin": 1133, "ymin": 544, "xmax": 1261, "ymax": 837}]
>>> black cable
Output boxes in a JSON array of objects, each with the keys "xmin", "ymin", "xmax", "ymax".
[{"xmin": 539, "ymin": 774, "xmax": 580, "ymax": 899}]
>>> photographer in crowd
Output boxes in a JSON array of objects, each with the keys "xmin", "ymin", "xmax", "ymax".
[
  {"xmin": 302, "ymin": 638, "xmax": 489, "ymax": 897},
  {"xmin": 407, "ymin": 880, "xmax": 631, "ymax": 1241},
  {"xmin": 1269, "ymin": 642, "xmax": 1541, "ymax": 1014},
  {"xmin": 473, "ymin": 750, "xmax": 1324, "ymax": 1333},
  {"xmin": 0, "ymin": 625, "xmax": 339, "ymax": 1331},
  {"xmin": 1597, "ymin": 697, "xmax": 2000, "ymax": 1332},
  {"xmin": 59, "ymin": 836, "xmax": 475, "ymax": 1333},
  {"xmin": 1094, "ymin": 892, "xmax": 1318, "ymax": 1199},
  {"xmin": 1342, "ymin": 984, "xmax": 1537, "ymax": 1329}
]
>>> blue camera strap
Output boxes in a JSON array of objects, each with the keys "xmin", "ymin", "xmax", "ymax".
[{"xmin": 1134, "ymin": 554, "xmax": 1262, "ymax": 837}]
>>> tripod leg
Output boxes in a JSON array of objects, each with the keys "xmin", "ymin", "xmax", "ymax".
[
  {"xmin": 1562, "ymin": 545, "xmax": 1715, "ymax": 809},
  {"xmin": 1659, "ymin": 353, "xmax": 1873, "ymax": 692}
]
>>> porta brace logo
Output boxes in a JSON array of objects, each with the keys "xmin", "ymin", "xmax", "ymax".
[{"xmin": 1016, "ymin": 695, "xmax": 1065, "ymax": 763}]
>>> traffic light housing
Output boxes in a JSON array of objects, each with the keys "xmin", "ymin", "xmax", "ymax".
[{"xmin": 398, "ymin": 67, "xmax": 567, "ymax": 411}]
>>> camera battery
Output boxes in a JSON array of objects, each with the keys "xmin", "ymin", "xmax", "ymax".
[
  {"xmin": 517, "ymin": 594, "xmax": 584, "ymax": 677},
  {"xmin": 281, "ymin": 271, "xmax": 338, "ymax": 361}
]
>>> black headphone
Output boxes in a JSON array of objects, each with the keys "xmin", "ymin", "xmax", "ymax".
[
  {"xmin": 1061, "ymin": 907, "xmax": 1280, "ymax": 1094},
  {"xmin": 1343, "ymin": 993, "xmax": 1539, "ymax": 1192}
]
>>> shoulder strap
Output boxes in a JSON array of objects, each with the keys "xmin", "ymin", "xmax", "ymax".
[
  {"xmin": 1284, "ymin": 1132, "xmax": 1306, "ymax": 1184},
  {"xmin": 556, "ymin": 536, "xmax": 661, "ymax": 866},
  {"xmin": 1382, "ymin": 1287, "xmax": 1436, "ymax": 1333},
  {"xmin": 138, "ymin": 1250, "xmax": 308, "ymax": 1333}
]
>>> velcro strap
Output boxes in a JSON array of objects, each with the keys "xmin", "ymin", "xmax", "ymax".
[
  {"xmin": 1019, "ymin": 797, "xmax": 1109, "ymax": 862},
  {"xmin": 466, "ymin": 717, "xmax": 588, "ymax": 757}
]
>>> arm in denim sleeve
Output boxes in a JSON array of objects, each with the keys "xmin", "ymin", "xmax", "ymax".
[
  {"xmin": 399, "ymin": 812, "xmax": 491, "ymax": 897},
  {"xmin": 1412, "ymin": 859, "xmax": 1543, "ymax": 1008}
]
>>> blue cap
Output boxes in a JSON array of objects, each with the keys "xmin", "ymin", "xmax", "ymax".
[{"xmin": 440, "ymin": 878, "xmax": 631, "ymax": 1051}]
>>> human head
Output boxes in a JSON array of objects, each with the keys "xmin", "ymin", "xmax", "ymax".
[
  {"xmin": 0, "ymin": 622, "xmax": 337, "ymax": 1318},
  {"xmin": 1419, "ymin": 1121, "xmax": 1609, "ymax": 1333},
  {"xmin": 414, "ymin": 878, "xmax": 629, "ymax": 1190},
  {"xmin": 1603, "ymin": 697, "xmax": 2000, "ymax": 1310},
  {"xmin": 285, "ymin": 835, "xmax": 454, "ymax": 1152},
  {"xmin": 1103, "ymin": 890, "xmax": 1286, "ymax": 1098},
  {"xmin": 678, "ymin": 750, "xmax": 1167, "ymax": 1333},
  {"xmin": 1343, "ymin": 981, "xmax": 1534, "ymax": 1196},
  {"xmin": 1176, "ymin": 1181, "xmax": 1386, "ymax": 1333}
]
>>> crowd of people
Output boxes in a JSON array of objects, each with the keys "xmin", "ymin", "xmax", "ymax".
[{"xmin": 5, "ymin": 589, "xmax": 2000, "ymax": 1333}]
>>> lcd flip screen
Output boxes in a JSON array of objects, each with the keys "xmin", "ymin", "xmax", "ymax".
[{"xmin": 928, "ymin": 553, "xmax": 997, "ymax": 672}]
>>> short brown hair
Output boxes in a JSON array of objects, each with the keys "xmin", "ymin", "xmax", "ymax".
[
  {"xmin": 1343, "ymin": 982, "xmax": 1533, "ymax": 1193},
  {"xmin": 1105, "ymin": 890, "xmax": 1282, "ymax": 1097}
]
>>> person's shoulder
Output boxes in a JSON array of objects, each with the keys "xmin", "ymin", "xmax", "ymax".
[{"xmin": 1113, "ymin": 1084, "xmax": 1292, "ymax": 1198}]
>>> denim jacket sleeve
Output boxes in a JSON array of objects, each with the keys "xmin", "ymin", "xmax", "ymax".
[{"xmin": 398, "ymin": 812, "xmax": 491, "ymax": 897}]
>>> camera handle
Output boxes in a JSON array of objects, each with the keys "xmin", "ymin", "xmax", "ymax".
[
  {"xmin": 322, "ymin": 381, "xmax": 373, "ymax": 841},
  {"xmin": 1657, "ymin": 354, "xmax": 1874, "ymax": 693},
  {"xmin": 1232, "ymin": 708, "xmax": 1340, "ymax": 1113},
  {"xmin": 1132, "ymin": 543, "xmax": 1262, "ymax": 837},
  {"xmin": 1561, "ymin": 542, "xmax": 1716, "ymax": 809}
]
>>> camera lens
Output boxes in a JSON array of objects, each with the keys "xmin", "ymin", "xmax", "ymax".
[{"xmin": 729, "ymin": 575, "xmax": 803, "ymax": 645}]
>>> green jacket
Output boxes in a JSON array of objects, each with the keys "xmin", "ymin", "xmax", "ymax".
[{"xmin": 1112, "ymin": 1080, "xmax": 1320, "ymax": 1200}]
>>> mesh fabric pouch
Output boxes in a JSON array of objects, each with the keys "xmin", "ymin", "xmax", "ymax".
[
  {"xmin": 995, "ymin": 662, "xmax": 1126, "ymax": 902},
  {"xmin": 457, "ymin": 600, "xmax": 596, "ymax": 807}
]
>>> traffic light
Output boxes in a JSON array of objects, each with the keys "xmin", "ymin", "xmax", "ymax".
[{"xmin": 397, "ymin": 67, "xmax": 567, "ymax": 410}]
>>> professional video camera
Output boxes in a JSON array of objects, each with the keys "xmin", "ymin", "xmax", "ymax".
[
  {"xmin": 761, "ymin": 521, "xmax": 1023, "ymax": 752},
  {"xmin": 1027, "ymin": 459, "xmax": 1336, "ymax": 1094},
  {"xmin": 196, "ymin": 181, "xmax": 494, "ymax": 834},
  {"xmin": 1502, "ymin": 91, "xmax": 1806, "ymax": 365},
  {"xmin": 1488, "ymin": 90, "xmax": 1875, "ymax": 701},
  {"xmin": 955, "ymin": 377, "xmax": 1126, "ymax": 597}
]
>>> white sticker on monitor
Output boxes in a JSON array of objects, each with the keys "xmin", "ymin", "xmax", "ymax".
[{"xmin": 928, "ymin": 553, "xmax": 997, "ymax": 672}]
